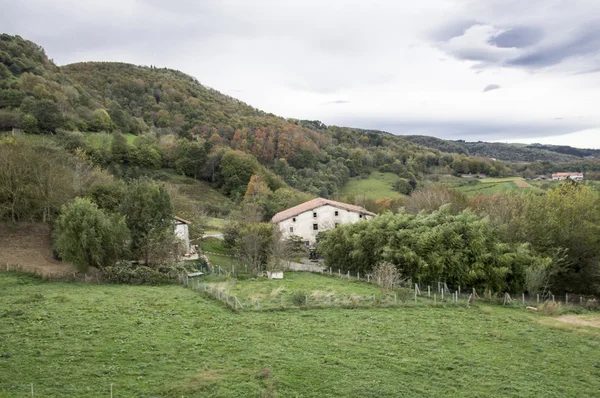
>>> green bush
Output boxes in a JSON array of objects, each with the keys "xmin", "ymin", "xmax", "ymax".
[
  {"xmin": 290, "ymin": 291, "xmax": 308, "ymax": 307},
  {"xmin": 101, "ymin": 263, "xmax": 189, "ymax": 285}
]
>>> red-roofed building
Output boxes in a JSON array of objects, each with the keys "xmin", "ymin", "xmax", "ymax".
[{"xmin": 271, "ymin": 198, "xmax": 375, "ymax": 245}]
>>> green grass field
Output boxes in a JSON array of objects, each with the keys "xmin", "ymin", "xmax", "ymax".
[
  {"xmin": 202, "ymin": 272, "xmax": 386, "ymax": 310},
  {"xmin": 84, "ymin": 132, "xmax": 136, "ymax": 148},
  {"xmin": 1, "ymin": 273, "xmax": 599, "ymax": 397},
  {"xmin": 341, "ymin": 172, "xmax": 402, "ymax": 199},
  {"xmin": 454, "ymin": 177, "xmax": 540, "ymax": 197},
  {"xmin": 479, "ymin": 177, "xmax": 523, "ymax": 183},
  {"xmin": 206, "ymin": 217, "xmax": 227, "ymax": 232}
]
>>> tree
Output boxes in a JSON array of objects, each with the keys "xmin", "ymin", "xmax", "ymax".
[
  {"xmin": 30, "ymin": 99, "xmax": 62, "ymax": 133},
  {"xmin": 236, "ymin": 222, "xmax": 275, "ymax": 273},
  {"xmin": 111, "ymin": 131, "xmax": 129, "ymax": 164},
  {"xmin": 119, "ymin": 178, "xmax": 174, "ymax": 264},
  {"xmin": 20, "ymin": 114, "xmax": 38, "ymax": 133},
  {"xmin": 55, "ymin": 198, "xmax": 129, "ymax": 271},
  {"xmin": 130, "ymin": 133, "xmax": 161, "ymax": 168},
  {"xmin": 89, "ymin": 109, "xmax": 113, "ymax": 132},
  {"xmin": 220, "ymin": 150, "xmax": 259, "ymax": 198},
  {"xmin": 175, "ymin": 140, "xmax": 207, "ymax": 178}
]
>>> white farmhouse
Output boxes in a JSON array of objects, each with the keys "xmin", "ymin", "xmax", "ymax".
[
  {"xmin": 552, "ymin": 172, "xmax": 584, "ymax": 181},
  {"xmin": 271, "ymin": 198, "xmax": 376, "ymax": 245},
  {"xmin": 174, "ymin": 216, "xmax": 191, "ymax": 254}
]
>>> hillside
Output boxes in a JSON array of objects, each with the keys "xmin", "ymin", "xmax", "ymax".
[
  {"xmin": 0, "ymin": 34, "xmax": 516, "ymax": 205},
  {"xmin": 402, "ymin": 135, "xmax": 598, "ymax": 163}
]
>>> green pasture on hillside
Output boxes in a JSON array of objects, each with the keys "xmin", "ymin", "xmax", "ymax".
[
  {"xmin": 1, "ymin": 273, "xmax": 599, "ymax": 397},
  {"xmin": 341, "ymin": 172, "xmax": 402, "ymax": 199},
  {"xmin": 453, "ymin": 177, "xmax": 540, "ymax": 197},
  {"xmin": 84, "ymin": 132, "xmax": 136, "ymax": 147}
]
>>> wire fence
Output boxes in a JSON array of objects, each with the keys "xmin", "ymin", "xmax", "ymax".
[
  {"xmin": 181, "ymin": 266, "xmax": 599, "ymax": 312},
  {"xmin": 0, "ymin": 382, "xmax": 148, "ymax": 397}
]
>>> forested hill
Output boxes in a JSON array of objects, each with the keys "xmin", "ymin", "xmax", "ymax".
[
  {"xmin": 1, "ymin": 33, "xmax": 511, "ymax": 200},
  {"xmin": 402, "ymin": 135, "xmax": 600, "ymax": 163}
]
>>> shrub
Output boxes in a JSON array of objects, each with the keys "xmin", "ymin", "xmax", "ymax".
[
  {"xmin": 290, "ymin": 291, "xmax": 308, "ymax": 307},
  {"xmin": 372, "ymin": 261, "xmax": 401, "ymax": 291},
  {"xmin": 541, "ymin": 300, "xmax": 561, "ymax": 316},
  {"xmin": 101, "ymin": 263, "xmax": 190, "ymax": 285}
]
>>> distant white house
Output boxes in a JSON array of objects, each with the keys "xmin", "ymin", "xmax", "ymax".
[
  {"xmin": 174, "ymin": 216, "xmax": 191, "ymax": 254},
  {"xmin": 270, "ymin": 198, "xmax": 376, "ymax": 245},
  {"xmin": 552, "ymin": 172, "xmax": 584, "ymax": 181}
]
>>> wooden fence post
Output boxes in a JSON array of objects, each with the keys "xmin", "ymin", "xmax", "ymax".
[
  {"xmin": 428, "ymin": 286, "xmax": 431, "ymax": 297},
  {"xmin": 522, "ymin": 293, "xmax": 525, "ymax": 305},
  {"xmin": 434, "ymin": 293, "xmax": 436, "ymax": 304}
]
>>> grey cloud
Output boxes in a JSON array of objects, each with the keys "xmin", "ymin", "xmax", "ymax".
[
  {"xmin": 488, "ymin": 26, "xmax": 543, "ymax": 48},
  {"xmin": 430, "ymin": 19, "xmax": 480, "ymax": 41},
  {"xmin": 483, "ymin": 84, "xmax": 500, "ymax": 92},
  {"xmin": 431, "ymin": 2, "xmax": 600, "ymax": 73},
  {"xmin": 506, "ymin": 24, "xmax": 600, "ymax": 68}
]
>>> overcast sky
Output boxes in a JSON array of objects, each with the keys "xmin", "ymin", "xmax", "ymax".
[{"xmin": 2, "ymin": 0, "xmax": 600, "ymax": 148}]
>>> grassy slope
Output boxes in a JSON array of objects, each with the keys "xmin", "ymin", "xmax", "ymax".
[
  {"xmin": 152, "ymin": 169, "xmax": 230, "ymax": 210},
  {"xmin": 453, "ymin": 177, "xmax": 540, "ymax": 196},
  {"xmin": 341, "ymin": 172, "xmax": 402, "ymax": 200},
  {"xmin": 1, "ymin": 274, "xmax": 599, "ymax": 397}
]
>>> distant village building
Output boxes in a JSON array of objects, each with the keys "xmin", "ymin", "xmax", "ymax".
[
  {"xmin": 174, "ymin": 216, "xmax": 191, "ymax": 254},
  {"xmin": 552, "ymin": 172, "xmax": 584, "ymax": 181},
  {"xmin": 271, "ymin": 198, "xmax": 376, "ymax": 245}
]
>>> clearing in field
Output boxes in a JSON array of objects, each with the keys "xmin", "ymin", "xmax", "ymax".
[
  {"xmin": 514, "ymin": 180, "xmax": 533, "ymax": 188},
  {"xmin": 1, "ymin": 273, "xmax": 599, "ymax": 397},
  {"xmin": 340, "ymin": 172, "xmax": 402, "ymax": 199}
]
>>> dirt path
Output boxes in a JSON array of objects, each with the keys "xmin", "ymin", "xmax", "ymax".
[
  {"xmin": 514, "ymin": 180, "xmax": 533, "ymax": 188},
  {"xmin": 0, "ymin": 222, "xmax": 80, "ymax": 277},
  {"xmin": 555, "ymin": 315, "xmax": 600, "ymax": 328}
]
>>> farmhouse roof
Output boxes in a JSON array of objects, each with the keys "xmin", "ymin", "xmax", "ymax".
[
  {"xmin": 270, "ymin": 198, "xmax": 376, "ymax": 223},
  {"xmin": 174, "ymin": 216, "xmax": 192, "ymax": 224},
  {"xmin": 552, "ymin": 172, "xmax": 584, "ymax": 177}
]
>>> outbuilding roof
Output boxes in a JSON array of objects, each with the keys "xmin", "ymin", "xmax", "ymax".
[
  {"xmin": 270, "ymin": 198, "xmax": 376, "ymax": 224},
  {"xmin": 174, "ymin": 216, "xmax": 192, "ymax": 224}
]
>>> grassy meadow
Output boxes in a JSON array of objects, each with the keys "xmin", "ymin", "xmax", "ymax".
[
  {"xmin": 1, "ymin": 273, "xmax": 600, "ymax": 397},
  {"xmin": 341, "ymin": 172, "xmax": 402, "ymax": 199},
  {"xmin": 453, "ymin": 177, "xmax": 539, "ymax": 197}
]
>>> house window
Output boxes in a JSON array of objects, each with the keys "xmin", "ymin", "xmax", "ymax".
[
  {"xmin": 292, "ymin": 217, "xmax": 296, "ymax": 222},
  {"xmin": 289, "ymin": 227, "xmax": 294, "ymax": 233},
  {"xmin": 313, "ymin": 223, "xmax": 319, "ymax": 230},
  {"xmin": 359, "ymin": 214, "xmax": 363, "ymax": 218},
  {"xmin": 313, "ymin": 212, "xmax": 317, "ymax": 218},
  {"xmin": 334, "ymin": 210, "xmax": 339, "ymax": 216}
]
